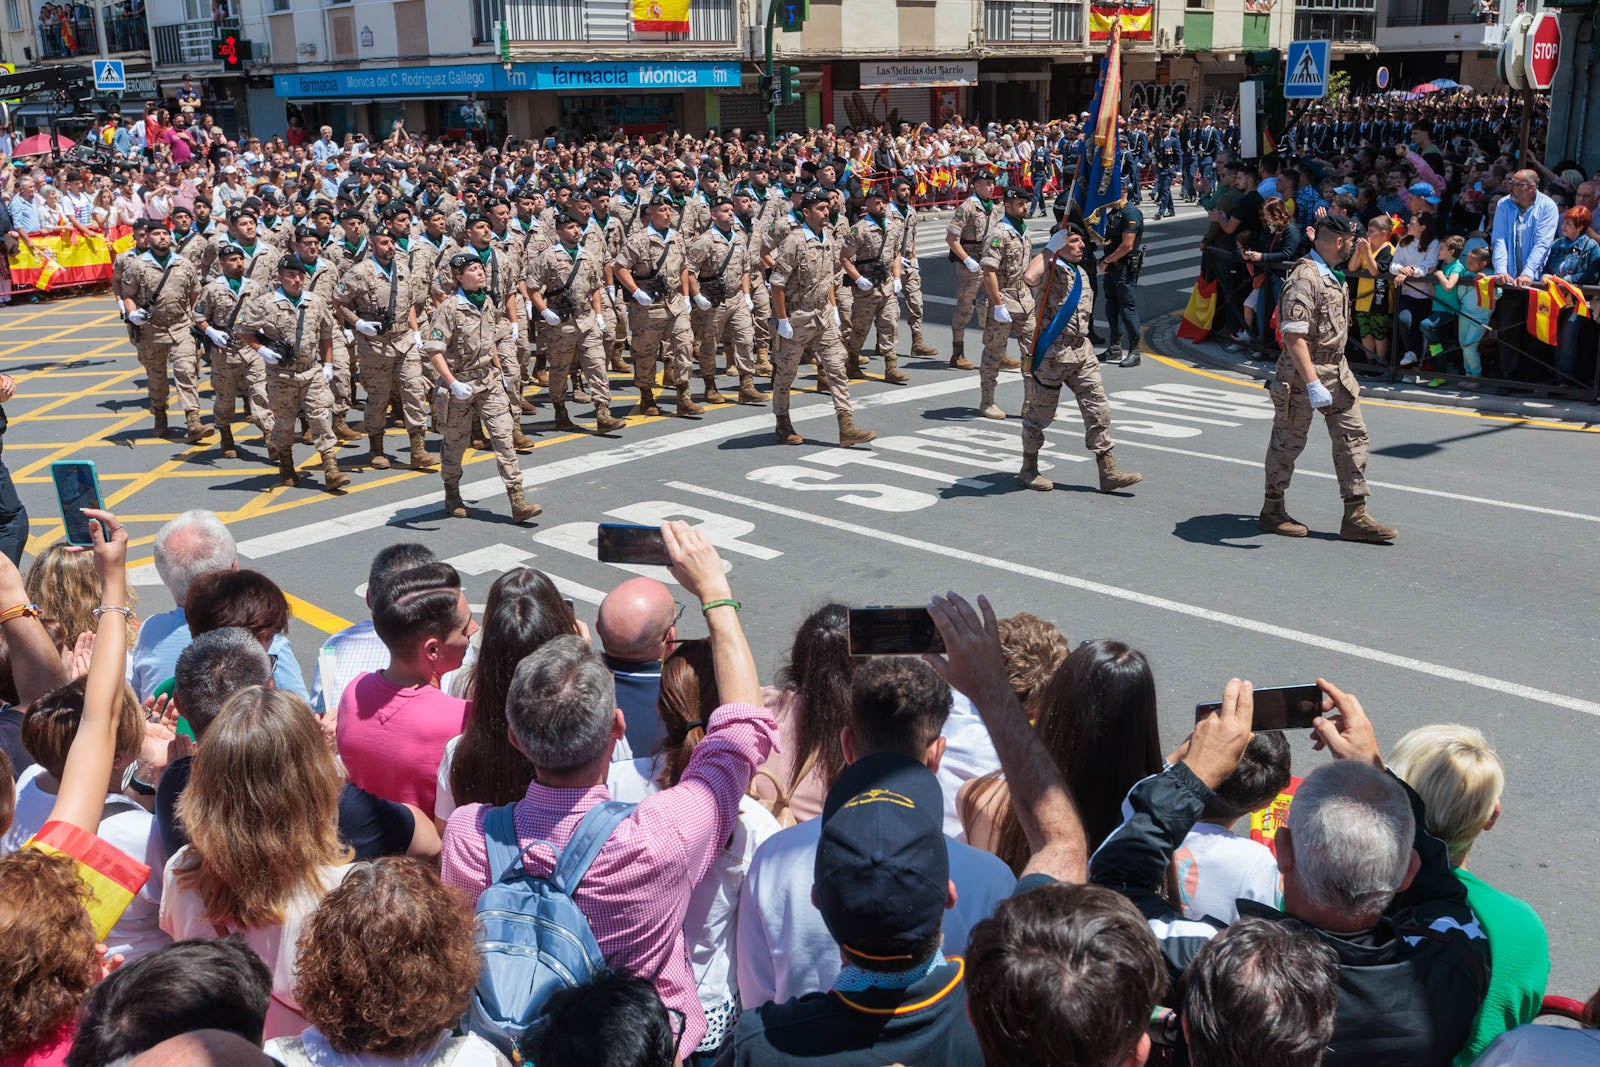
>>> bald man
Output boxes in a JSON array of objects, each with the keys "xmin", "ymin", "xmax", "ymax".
[
  {"xmin": 595, "ymin": 575, "xmax": 679, "ymax": 758},
  {"xmin": 129, "ymin": 1031, "xmax": 278, "ymax": 1067}
]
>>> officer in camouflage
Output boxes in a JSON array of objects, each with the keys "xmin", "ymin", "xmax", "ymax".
[
  {"xmin": 841, "ymin": 187, "xmax": 906, "ymax": 384},
  {"xmin": 944, "ymin": 170, "xmax": 1001, "ymax": 370},
  {"xmin": 193, "ymin": 243, "xmax": 271, "ymax": 461},
  {"xmin": 121, "ymin": 219, "xmax": 209, "ymax": 443},
  {"xmin": 976, "ymin": 186, "xmax": 1037, "ymax": 420},
  {"xmin": 687, "ymin": 196, "xmax": 766, "ymax": 406},
  {"xmin": 527, "ymin": 211, "xmax": 622, "ymax": 434},
  {"xmin": 613, "ymin": 197, "xmax": 700, "ymax": 418}
]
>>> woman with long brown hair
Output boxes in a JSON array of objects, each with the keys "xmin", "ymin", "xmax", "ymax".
[{"xmin": 160, "ymin": 685, "xmax": 354, "ymax": 1040}]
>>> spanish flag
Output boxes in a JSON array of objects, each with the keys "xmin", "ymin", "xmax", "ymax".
[
  {"xmin": 7, "ymin": 230, "xmax": 119, "ymax": 288},
  {"xmin": 1528, "ymin": 276, "xmax": 1590, "ymax": 345},
  {"xmin": 1090, "ymin": 3, "xmax": 1153, "ymax": 41},
  {"xmin": 632, "ymin": 0, "xmax": 689, "ymax": 33},
  {"xmin": 1178, "ymin": 273, "xmax": 1219, "ymax": 342},
  {"xmin": 27, "ymin": 821, "xmax": 151, "ymax": 941}
]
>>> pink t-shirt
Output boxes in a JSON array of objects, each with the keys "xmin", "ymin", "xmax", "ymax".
[{"xmin": 335, "ymin": 672, "xmax": 467, "ymax": 813}]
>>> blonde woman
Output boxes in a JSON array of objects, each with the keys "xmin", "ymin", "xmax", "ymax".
[
  {"xmin": 25, "ymin": 542, "xmax": 139, "ymax": 646},
  {"xmin": 1387, "ymin": 724, "xmax": 1549, "ymax": 1064},
  {"xmin": 160, "ymin": 685, "xmax": 355, "ymax": 1039}
]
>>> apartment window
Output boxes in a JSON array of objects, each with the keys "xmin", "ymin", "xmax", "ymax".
[
  {"xmin": 1186, "ymin": 0, "xmax": 1213, "ymax": 10},
  {"xmin": 4, "ymin": 0, "xmax": 19, "ymax": 32},
  {"xmin": 329, "ymin": 9, "xmax": 355, "ymax": 55},
  {"xmin": 272, "ymin": 0, "xmax": 289, "ymax": 10}
]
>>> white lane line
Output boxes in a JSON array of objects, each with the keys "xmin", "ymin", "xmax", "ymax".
[
  {"xmin": 665, "ymin": 480, "xmax": 1600, "ymax": 717},
  {"xmin": 1052, "ymin": 431, "xmax": 1600, "ymax": 525},
  {"xmin": 236, "ymin": 375, "xmax": 981, "ymax": 559},
  {"xmin": 1140, "ymin": 264, "xmax": 1205, "ymax": 286}
]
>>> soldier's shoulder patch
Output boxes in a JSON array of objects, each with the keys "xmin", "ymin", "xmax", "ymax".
[
  {"xmin": 431, "ymin": 327, "xmax": 444, "ymax": 340},
  {"xmin": 990, "ymin": 237, "xmax": 1002, "ymax": 248}
]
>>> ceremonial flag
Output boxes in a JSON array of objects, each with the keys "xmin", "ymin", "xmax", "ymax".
[
  {"xmin": 27, "ymin": 821, "xmax": 151, "ymax": 941},
  {"xmin": 1064, "ymin": 21, "xmax": 1124, "ymax": 239},
  {"xmin": 1089, "ymin": 4, "xmax": 1153, "ymax": 41},
  {"xmin": 632, "ymin": 0, "xmax": 689, "ymax": 33}
]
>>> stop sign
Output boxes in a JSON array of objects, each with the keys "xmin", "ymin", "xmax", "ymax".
[{"xmin": 1525, "ymin": 13, "xmax": 1562, "ymax": 92}]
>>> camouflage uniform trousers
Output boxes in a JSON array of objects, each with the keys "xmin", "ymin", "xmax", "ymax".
[
  {"xmin": 1264, "ymin": 365, "xmax": 1370, "ymax": 500},
  {"xmin": 627, "ymin": 301, "xmax": 694, "ymax": 390},
  {"xmin": 749, "ymin": 275, "xmax": 773, "ymax": 355},
  {"xmin": 138, "ymin": 325, "xmax": 201, "ymax": 414},
  {"xmin": 602, "ymin": 288, "xmax": 628, "ymax": 362},
  {"xmin": 267, "ymin": 364, "xmax": 337, "ymax": 455},
  {"xmin": 847, "ymin": 281, "xmax": 897, "ymax": 356},
  {"xmin": 439, "ymin": 377, "xmax": 520, "ymax": 490},
  {"xmin": 772, "ymin": 307, "xmax": 853, "ymax": 417},
  {"xmin": 1021, "ymin": 354, "xmax": 1114, "ymax": 456},
  {"xmin": 901, "ymin": 266, "xmax": 926, "ymax": 334},
  {"xmin": 980, "ymin": 290, "xmax": 1036, "ymax": 392},
  {"xmin": 951, "ymin": 266, "xmax": 989, "ymax": 355},
  {"xmin": 496, "ymin": 325, "xmax": 523, "ymax": 411},
  {"xmin": 212, "ymin": 345, "xmax": 274, "ymax": 439},
  {"xmin": 537, "ymin": 319, "xmax": 610, "ymax": 405},
  {"xmin": 357, "ymin": 334, "xmax": 429, "ymax": 434},
  {"xmin": 692, "ymin": 299, "xmax": 755, "ymax": 377},
  {"xmin": 329, "ymin": 330, "xmax": 354, "ymax": 417}
]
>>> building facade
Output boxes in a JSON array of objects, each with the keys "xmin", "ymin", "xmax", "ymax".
[{"xmin": 0, "ymin": 0, "xmax": 154, "ymax": 133}]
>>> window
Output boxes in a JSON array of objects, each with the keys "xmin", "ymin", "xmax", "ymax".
[
  {"xmin": 329, "ymin": 9, "xmax": 354, "ymax": 55},
  {"xmin": 7, "ymin": 0, "xmax": 23, "ymax": 31}
]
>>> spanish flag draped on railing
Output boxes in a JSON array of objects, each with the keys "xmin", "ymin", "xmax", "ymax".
[
  {"xmin": 6, "ymin": 224, "xmax": 135, "ymax": 290},
  {"xmin": 632, "ymin": 0, "xmax": 690, "ymax": 32},
  {"xmin": 1527, "ymin": 275, "xmax": 1590, "ymax": 346},
  {"xmin": 1089, "ymin": 3, "xmax": 1153, "ymax": 40}
]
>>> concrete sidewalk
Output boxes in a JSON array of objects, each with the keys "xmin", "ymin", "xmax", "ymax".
[{"xmin": 1147, "ymin": 312, "xmax": 1600, "ymax": 427}]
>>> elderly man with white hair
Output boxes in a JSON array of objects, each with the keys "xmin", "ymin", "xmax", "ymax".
[
  {"xmin": 1091, "ymin": 677, "xmax": 1489, "ymax": 1067},
  {"xmin": 129, "ymin": 509, "xmax": 308, "ymax": 701}
]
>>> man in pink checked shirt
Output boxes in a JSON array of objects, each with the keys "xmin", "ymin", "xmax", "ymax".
[{"xmin": 440, "ymin": 521, "xmax": 775, "ymax": 1061}]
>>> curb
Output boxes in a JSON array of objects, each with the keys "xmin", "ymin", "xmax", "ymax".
[{"xmin": 1146, "ymin": 313, "xmax": 1600, "ymax": 427}]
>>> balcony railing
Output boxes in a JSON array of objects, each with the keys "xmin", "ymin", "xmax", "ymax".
[
  {"xmin": 37, "ymin": 6, "xmax": 96, "ymax": 58},
  {"xmin": 1294, "ymin": 11, "xmax": 1377, "ymax": 39},
  {"xmin": 153, "ymin": 16, "xmax": 237, "ymax": 66},
  {"xmin": 102, "ymin": 6, "xmax": 149, "ymax": 52},
  {"xmin": 1385, "ymin": 9, "xmax": 1490, "ymax": 24},
  {"xmin": 497, "ymin": 0, "xmax": 735, "ymax": 44},
  {"xmin": 985, "ymin": 0, "xmax": 1084, "ymax": 43}
]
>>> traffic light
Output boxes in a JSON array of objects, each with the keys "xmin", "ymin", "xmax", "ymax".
[
  {"xmin": 1243, "ymin": 49, "xmax": 1285, "ymax": 152},
  {"xmin": 780, "ymin": 65, "xmax": 800, "ymax": 106},
  {"xmin": 779, "ymin": 0, "xmax": 808, "ymax": 32},
  {"xmin": 759, "ymin": 74, "xmax": 774, "ymax": 113},
  {"xmin": 215, "ymin": 33, "xmax": 249, "ymax": 70}
]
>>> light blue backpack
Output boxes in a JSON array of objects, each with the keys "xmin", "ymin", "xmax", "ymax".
[{"xmin": 464, "ymin": 799, "xmax": 637, "ymax": 1057}]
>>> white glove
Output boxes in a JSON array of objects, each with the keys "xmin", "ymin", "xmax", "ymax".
[
  {"xmin": 257, "ymin": 346, "xmax": 281, "ymax": 365},
  {"xmin": 832, "ymin": 306, "xmax": 842, "ymax": 328},
  {"xmin": 854, "ymin": 275, "xmax": 873, "ymax": 291},
  {"xmin": 1305, "ymin": 379, "xmax": 1334, "ymax": 409},
  {"xmin": 126, "ymin": 308, "xmax": 148, "ymax": 325},
  {"xmin": 993, "ymin": 304, "xmax": 1013, "ymax": 324},
  {"xmin": 963, "ymin": 256, "xmax": 981, "ymax": 273},
  {"xmin": 542, "ymin": 307, "xmax": 561, "ymax": 326},
  {"xmin": 693, "ymin": 293, "xmax": 713, "ymax": 311},
  {"xmin": 598, "ymin": 314, "xmax": 611, "ymax": 334},
  {"xmin": 321, "ymin": 363, "xmax": 335, "ymax": 383},
  {"xmin": 354, "ymin": 319, "xmax": 380, "ymax": 337},
  {"xmin": 743, "ymin": 292, "xmax": 755, "ymax": 310},
  {"xmin": 342, "ymin": 328, "xmax": 354, "ymax": 344},
  {"xmin": 511, "ymin": 322, "xmax": 520, "ymax": 343},
  {"xmin": 632, "ymin": 288, "xmax": 653, "ymax": 306},
  {"xmin": 409, "ymin": 331, "xmax": 423, "ymax": 350},
  {"xmin": 776, "ymin": 317, "xmax": 794, "ymax": 340},
  {"xmin": 893, "ymin": 277, "xmax": 903, "ymax": 295},
  {"xmin": 203, "ymin": 326, "xmax": 230, "ymax": 347},
  {"xmin": 502, "ymin": 375, "xmax": 517, "ymax": 394},
  {"xmin": 1046, "ymin": 228, "xmax": 1071, "ymax": 253},
  {"xmin": 607, "ymin": 285, "xmax": 618, "ymax": 303},
  {"xmin": 449, "ymin": 380, "xmax": 474, "ymax": 400}
]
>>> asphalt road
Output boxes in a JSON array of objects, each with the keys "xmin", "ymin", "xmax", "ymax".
[{"xmin": 6, "ymin": 201, "xmax": 1600, "ymax": 995}]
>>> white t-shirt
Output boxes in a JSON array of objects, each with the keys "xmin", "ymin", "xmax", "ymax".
[
  {"xmin": 937, "ymin": 690, "xmax": 999, "ymax": 842},
  {"xmin": 735, "ymin": 815, "xmax": 1017, "ymax": 1008},
  {"xmin": 1474, "ymin": 1025, "xmax": 1600, "ymax": 1067},
  {"xmin": 2, "ymin": 764, "xmax": 171, "ymax": 961},
  {"xmin": 160, "ymin": 850, "xmax": 354, "ymax": 1040},
  {"xmin": 1173, "ymin": 820, "xmax": 1281, "ymax": 924},
  {"xmin": 265, "ymin": 1028, "xmax": 509, "ymax": 1066}
]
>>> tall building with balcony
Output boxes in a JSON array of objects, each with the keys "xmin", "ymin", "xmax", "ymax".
[
  {"xmin": 1370, "ymin": 0, "xmax": 1503, "ymax": 89},
  {"xmin": 0, "ymin": 0, "xmax": 154, "ymax": 131}
]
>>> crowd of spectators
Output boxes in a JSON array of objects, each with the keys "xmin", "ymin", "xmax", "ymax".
[{"xmin": 0, "ymin": 501, "xmax": 1587, "ymax": 1067}]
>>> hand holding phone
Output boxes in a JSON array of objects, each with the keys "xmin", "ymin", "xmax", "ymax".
[
  {"xmin": 1196, "ymin": 683, "xmax": 1323, "ymax": 732},
  {"xmin": 848, "ymin": 606, "xmax": 946, "ymax": 656},
  {"xmin": 1308, "ymin": 678, "xmax": 1383, "ymax": 768},
  {"xmin": 52, "ymin": 460, "xmax": 106, "ymax": 547}
]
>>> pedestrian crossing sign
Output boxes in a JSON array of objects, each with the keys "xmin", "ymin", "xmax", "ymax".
[{"xmin": 1283, "ymin": 40, "xmax": 1328, "ymax": 100}]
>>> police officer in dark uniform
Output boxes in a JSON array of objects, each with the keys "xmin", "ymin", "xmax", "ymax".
[
  {"xmin": 1100, "ymin": 199, "xmax": 1144, "ymax": 369},
  {"xmin": 1155, "ymin": 126, "xmax": 1180, "ymax": 219}
]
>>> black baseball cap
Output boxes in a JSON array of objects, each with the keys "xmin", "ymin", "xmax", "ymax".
[{"xmin": 814, "ymin": 752, "xmax": 949, "ymax": 961}]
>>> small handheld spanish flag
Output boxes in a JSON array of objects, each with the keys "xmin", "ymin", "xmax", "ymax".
[{"xmin": 27, "ymin": 821, "xmax": 151, "ymax": 941}]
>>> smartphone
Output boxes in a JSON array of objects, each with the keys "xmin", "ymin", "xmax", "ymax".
[
  {"xmin": 1195, "ymin": 683, "xmax": 1324, "ymax": 732},
  {"xmin": 51, "ymin": 460, "xmax": 105, "ymax": 547},
  {"xmin": 595, "ymin": 523, "xmax": 670, "ymax": 566},
  {"xmin": 848, "ymin": 606, "xmax": 945, "ymax": 657}
]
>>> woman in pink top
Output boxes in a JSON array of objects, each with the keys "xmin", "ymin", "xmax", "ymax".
[{"xmin": 336, "ymin": 561, "xmax": 474, "ymax": 813}]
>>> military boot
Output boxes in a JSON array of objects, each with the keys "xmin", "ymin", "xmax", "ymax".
[
  {"xmin": 153, "ymin": 410, "xmax": 168, "ymax": 438},
  {"xmin": 702, "ymin": 375, "xmax": 726, "ymax": 405},
  {"xmin": 571, "ymin": 371, "xmax": 591, "ymax": 406},
  {"xmin": 949, "ymin": 351, "xmax": 975, "ymax": 370},
  {"xmin": 443, "ymin": 484, "xmax": 467, "ymax": 518},
  {"xmin": 999, "ymin": 354, "xmax": 1021, "ymax": 370},
  {"xmin": 218, "ymin": 425, "xmax": 238, "ymax": 459},
  {"xmin": 609, "ymin": 348, "xmax": 632, "ymax": 374},
  {"xmin": 368, "ymin": 433, "xmax": 391, "ymax": 470},
  {"xmin": 1095, "ymin": 450, "xmax": 1143, "ymax": 492},
  {"xmin": 185, "ymin": 411, "xmax": 214, "ymax": 444},
  {"xmin": 814, "ymin": 365, "xmax": 831, "ymax": 393},
  {"xmin": 754, "ymin": 346, "xmax": 774, "ymax": 376},
  {"xmin": 470, "ymin": 419, "xmax": 488, "ymax": 451},
  {"xmin": 911, "ymin": 331, "xmax": 939, "ymax": 357},
  {"xmin": 774, "ymin": 413, "xmax": 802, "ymax": 445},
  {"xmin": 674, "ymin": 384, "xmax": 704, "ymax": 416},
  {"xmin": 531, "ymin": 354, "xmax": 549, "ymax": 386},
  {"xmin": 836, "ymin": 412, "xmax": 876, "ymax": 447},
  {"xmin": 1017, "ymin": 449, "xmax": 1053, "ymax": 491},
  {"xmin": 507, "ymin": 484, "xmax": 542, "ymax": 523},
  {"xmin": 277, "ymin": 451, "xmax": 298, "ymax": 488},
  {"xmin": 737, "ymin": 374, "xmax": 768, "ymax": 404},
  {"xmin": 979, "ymin": 386, "xmax": 1005, "ymax": 420},
  {"xmin": 510, "ymin": 428, "xmax": 535, "ymax": 451},
  {"xmin": 334, "ymin": 420, "xmax": 362, "ymax": 446},
  {"xmin": 1258, "ymin": 494, "xmax": 1308, "ymax": 537},
  {"xmin": 1340, "ymin": 499, "xmax": 1398, "ymax": 543},
  {"xmin": 408, "ymin": 431, "xmax": 436, "ymax": 470},
  {"xmin": 883, "ymin": 354, "xmax": 910, "ymax": 384},
  {"xmin": 551, "ymin": 401, "xmax": 579, "ymax": 432},
  {"xmin": 845, "ymin": 351, "xmax": 866, "ymax": 379},
  {"xmin": 635, "ymin": 386, "xmax": 661, "ymax": 417},
  {"xmin": 320, "ymin": 450, "xmax": 350, "ymax": 492},
  {"xmin": 594, "ymin": 402, "xmax": 625, "ymax": 433},
  {"xmin": 518, "ymin": 395, "xmax": 539, "ymax": 415}
]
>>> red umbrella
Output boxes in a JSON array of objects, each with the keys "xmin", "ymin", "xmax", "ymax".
[{"xmin": 11, "ymin": 134, "xmax": 76, "ymax": 157}]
